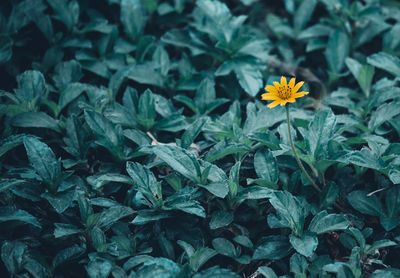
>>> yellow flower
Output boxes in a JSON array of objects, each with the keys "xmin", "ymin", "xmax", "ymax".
[{"xmin": 261, "ymin": 76, "xmax": 309, "ymax": 109}]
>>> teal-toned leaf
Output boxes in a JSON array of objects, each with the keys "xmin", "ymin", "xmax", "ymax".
[
  {"xmin": 294, "ymin": 0, "xmax": 317, "ymax": 32},
  {"xmin": 121, "ymin": 0, "xmax": 146, "ymax": 41},
  {"xmin": 325, "ymin": 30, "xmax": 349, "ymax": 74},
  {"xmin": 235, "ymin": 65, "xmax": 263, "ymax": 97},
  {"xmin": 337, "ymin": 148, "xmax": 385, "ymax": 170},
  {"xmin": 289, "ymin": 233, "xmax": 318, "ymax": 257},
  {"xmin": 12, "ymin": 112, "xmax": 61, "ymax": 133},
  {"xmin": 369, "ymin": 102, "xmax": 400, "ymax": 131},
  {"xmin": 253, "ymin": 235, "xmax": 292, "ymax": 260},
  {"xmin": 193, "ymin": 266, "xmax": 241, "ymax": 278},
  {"xmin": 0, "ymin": 35, "xmax": 13, "ymax": 64},
  {"xmin": 53, "ymin": 245, "xmax": 85, "ymax": 269},
  {"xmin": 210, "ymin": 211, "xmax": 233, "ymax": 230},
  {"xmin": 86, "ymin": 258, "xmax": 112, "ymax": 278},
  {"xmin": 367, "ymin": 52, "xmax": 400, "ymax": 77},
  {"xmin": 212, "ymin": 238, "xmax": 237, "ymax": 258},
  {"xmin": 58, "ymin": 83, "xmax": 88, "ymax": 111},
  {"xmin": 181, "ymin": 117, "xmax": 207, "ymax": 149},
  {"xmin": 53, "ymin": 60, "xmax": 82, "ymax": 89},
  {"xmin": 290, "ymin": 253, "xmax": 308, "ymax": 276},
  {"xmin": 254, "ymin": 148, "xmax": 279, "ymax": 183},
  {"xmin": 308, "ymin": 211, "xmax": 349, "ymax": 234},
  {"xmin": 23, "ymin": 137, "xmax": 61, "ymax": 189},
  {"xmin": 306, "ymin": 109, "xmax": 337, "ymax": 160},
  {"xmin": 54, "ymin": 223, "xmax": 83, "ymax": 238},
  {"xmin": 164, "ymin": 187, "xmax": 205, "ymax": 217},
  {"xmin": 96, "ymin": 206, "xmax": 134, "ymax": 230},
  {"xmin": 15, "ymin": 70, "xmax": 47, "ymax": 103},
  {"xmin": 190, "ymin": 248, "xmax": 218, "ymax": 272},
  {"xmin": 345, "ymin": 57, "xmax": 374, "ymax": 97},
  {"xmin": 269, "ymin": 191, "xmax": 308, "ymax": 235},
  {"xmin": 151, "ymin": 145, "xmax": 200, "ymax": 181},
  {"xmin": 42, "ymin": 190, "xmax": 75, "ymax": 214},
  {"xmin": 87, "ymin": 173, "xmax": 132, "ymax": 190},
  {"xmin": 0, "ymin": 207, "xmax": 41, "ymax": 228},
  {"xmin": 84, "ymin": 110, "xmax": 125, "ymax": 158},
  {"xmin": 258, "ymin": 266, "xmax": 278, "ymax": 278},
  {"xmin": 137, "ymin": 89, "xmax": 157, "ymax": 130},
  {"xmin": 347, "ymin": 190, "xmax": 383, "ymax": 216}
]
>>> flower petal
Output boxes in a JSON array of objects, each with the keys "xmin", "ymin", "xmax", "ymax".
[
  {"xmin": 273, "ymin": 81, "xmax": 281, "ymax": 89},
  {"xmin": 288, "ymin": 77, "xmax": 296, "ymax": 89},
  {"xmin": 264, "ymin": 85, "xmax": 279, "ymax": 95},
  {"xmin": 261, "ymin": 93, "xmax": 280, "ymax": 100},
  {"xmin": 292, "ymin": 81, "xmax": 304, "ymax": 94},
  {"xmin": 267, "ymin": 100, "xmax": 281, "ymax": 109},
  {"xmin": 292, "ymin": 91, "xmax": 309, "ymax": 98},
  {"xmin": 280, "ymin": 76, "xmax": 287, "ymax": 87}
]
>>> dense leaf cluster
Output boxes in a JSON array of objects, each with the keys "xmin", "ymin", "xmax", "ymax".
[{"xmin": 1, "ymin": 0, "xmax": 400, "ymax": 277}]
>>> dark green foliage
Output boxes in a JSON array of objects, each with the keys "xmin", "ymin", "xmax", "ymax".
[{"xmin": 1, "ymin": 0, "xmax": 400, "ymax": 277}]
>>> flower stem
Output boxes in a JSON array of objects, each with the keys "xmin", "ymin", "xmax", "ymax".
[{"xmin": 285, "ymin": 105, "xmax": 321, "ymax": 193}]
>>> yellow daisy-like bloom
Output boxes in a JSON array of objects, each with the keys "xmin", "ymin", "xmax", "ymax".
[{"xmin": 261, "ymin": 76, "xmax": 309, "ymax": 109}]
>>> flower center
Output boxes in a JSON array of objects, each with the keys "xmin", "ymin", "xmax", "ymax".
[{"xmin": 278, "ymin": 85, "xmax": 292, "ymax": 100}]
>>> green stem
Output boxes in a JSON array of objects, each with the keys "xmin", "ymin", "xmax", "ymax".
[{"xmin": 285, "ymin": 105, "xmax": 321, "ymax": 193}]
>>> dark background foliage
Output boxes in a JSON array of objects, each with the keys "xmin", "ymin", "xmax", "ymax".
[{"xmin": 1, "ymin": 0, "xmax": 400, "ymax": 277}]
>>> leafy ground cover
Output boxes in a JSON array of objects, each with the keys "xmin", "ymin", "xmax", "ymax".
[{"xmin": 1, "ymin": 0, "xmax": 400, "ymax": 277}]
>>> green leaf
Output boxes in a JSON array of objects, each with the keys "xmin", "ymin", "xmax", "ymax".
[
  {"xmin": 15, "ymin": 70, "xmax": 47, "ymax": 103},
  {"xmin": 337, "ymin": 148, "xmax": 385, "ymax": 170},
  {"xmin": 368, "ymin": 102, "xmax": 400, "ymax": 131},
  {"xmin": 294, "ymin": 0, "xmax": 317, "ymax": 32},
  {"xmin": 42, "ymin": 190, "xmax": 75, "ymax": 214},
  {"xmin": 164, "ymin": 187, "xmax": 205, "ymax": 217},
  {"xmin": 347, "ymin": 190, "xmax": 383, "ymax": 216},
  {"xmin": 198, "ymin": 181, "xmax": 229, "ymax": 198},
  {"xmin": 269, "ymin": 191, "xmax": 308, "ymax": 235},
  {"xmin": 151, "ymin": 145, "xmax": 200, "ymax": 182},
  {"xmin": 290, "ymin": 253, "xmax": 308, "ymax": 276},
  {"xmin": 308, "ymin": 211, "xmax": 349, "ymax": 234},
  {"xmin": 54, "ymin": 223, "xmax": 83, "ymax": 238},
  {"xmin": 23, "ymin": 137, "xmax": 61, "ymax": 189},
  {"xmin": 210, "ymin": 211, "xmax": 233, "ymax": 230},
  {"xmin": 0, "ymin": 207, "xmax": 41, "ymax": 228},
  {"xmin": 0, "ymin": 134, "xmax": 29, "ymax": 158},
  {"xmin": 254, "ymin": 148, "xmax": 279, "ymax": 183},
  {"xmin": 120, "ymin": 0, "xmax": 146, "ymax": 41},
  {"xmin": 47, "ymin": 0, "xmax": 79, "ymax": 30},
  {"xmin": 96, "ymin": 206, "xmax": 134, "ymax": 230},
  {"xmin": 137, "ymin": 89, "xmax": 157, "ymax": 130},
  {"xmin": 193, "ymin": 266, "xmax": 241, "ymax": 278},
  {"xmin": 305, "ymin": 109, "xmax": 337, "ymax": 160},
  {"xmin": 289, "ymin": 233, "xmax": 318, "ymax": 257},
  {"xmin": 253, "ymin": 235, "xmax": 292, "ymax": 260},
  {"xmin": 52, "ymin": 245, "xmax": 85, "ymax": 269},
  {"xmin": 53, "ymin": 60, "xmax": 82, "ymax": 89},
  {"xmin": 212, "ymin": 238, "xmax": 237, "ymax": 258},
  {"xmin": 126, "ymin": 161, "xmax": 161, "ymax": 201},
  {"xmin": 181, "ymin": 117, "xmax": 207, "ymax": 149},
  {"xmin": 367, "ymin": 52, "xmax": 400, "ymax": 77},
  {"xmin": 325, "ymin": 30, "xmax": 349, "ymax": 74},
  {"xmin": 87, "ymin": 173, "xmax": 132, "ymax": 190},
  {"xmin": 190, "ymin": 248, "xmax": 218, "ymax": 272},
  {"xmin": 0, "ymin": 35, "xmax": 13, "ymax": 64},
  {"xmin": 234, "ymin": 65, "xmax": 263, "ymax": 97},
  {"xmin": 345, "ymin": 57, "xmax": 374, "ymax": 97},
  {"xmin": 12, "ymin": 112, "xmax": 61, "ymax": 133},
  {"xmin": 86, "ymin": 258, "xmax": 112, "ymax": 278},
  {"xmin": 258, "ymin": 266, "xmax": 278, "ymax": 278},
  {"xmin": 58, "ymin": 83, "xmax": 88, "ymax": 111},
  {"xmin": 84, "ymin": 110, "xmax": 125, "ymax": 159}
]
